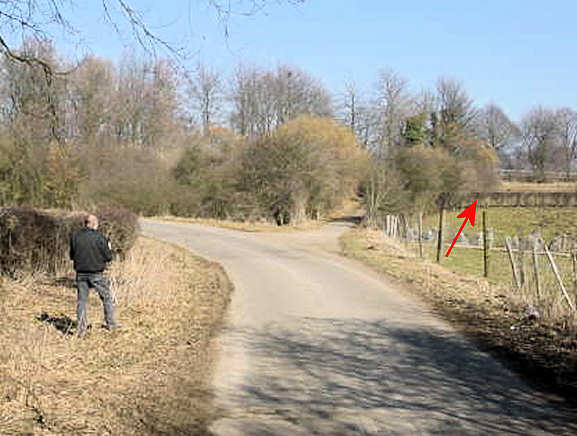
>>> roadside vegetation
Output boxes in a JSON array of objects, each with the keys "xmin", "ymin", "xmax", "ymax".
[
  {"xmin": 0, "ymin": 207, "xmax": 232, "ymax": 433},
  {"xmin": 416, "ymin": 206, "xmax": 577, "ymax": 289},
  {"xmin": 1, "ymin": 38, "xmax": 575, "ymax": 228},
  {"xmin": 0, "ymin": 236, "xmax": 231, "ymax": 434},
  {"xmin": 423, "ymin": 206, "xmax": 577, "ymax": 251},
  {"xmin": 341, "ymin": 228, "xmax": 577, "ymax": 403},
  {"xmin": 1, "ymin": 0, "xmax": 577, "ymax": 422}
]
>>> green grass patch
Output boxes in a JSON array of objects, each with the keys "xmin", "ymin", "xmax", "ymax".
[
  {"xmin": 498, "ymin": 181, "xmax": 577, "ymax": 193},
  {"xmin": 422, "ymin": 207, "xmax": 577, "ymax": 245},
  {"xmin": 404, "ymin": 238, "xmax": 577, "ymax": 311}
]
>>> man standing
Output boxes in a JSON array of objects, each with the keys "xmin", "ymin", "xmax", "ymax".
[{"xmin": 70, "ymin": 214, "xmax": 118, "ymax": 337}]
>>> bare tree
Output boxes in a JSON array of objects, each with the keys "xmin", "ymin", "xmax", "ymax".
[
  {"xmin": 475, "ymin": 103, "xmax": 520, "ymax": 167},
  {"xmin": 229, "ymin": 64, "xmax": 273, "ymax": 136},
  {"xmin": 0, "ymin": 1, "xmax": 305, "ymax": 63},
  {"xmin": 0, "ymin": 38, "xmax": 65, "ymax": 143},
  {"xmin": 436, "ymin": 77, "xmax": 478, "ymax": 130},
  {"xmin": 556, "ymin": 107, "xmax": 577, "ymax": 178},
  {"xmin": 373, "ymin": 68, "xmax": 412, "ymax": 156},
  {"xmin": 187, "ymin": 63, "xmax": 223, "ymax": 134},
  {"xmin": 145, "ymin": 59, "xmax": 181, "ymax": 147},
  {"xmin": 67, "ymin": 56, "xmax": 114, "ymax": 141},
  {"xmin": 274, "ymin": 65, "xmax": 332, "ymax": 123},
  {"xmin": 342, "ymin": 80, "xmax": 359, "ymax": 132},
  {"xmin": 477, "ymin": 104, "xmax": 519, "ymax": 151},
  {"xmin": 229, "ymin": 63, "xmax": 332, "ymax": 137},
  {"xmin": 521, "ymin": 107, "xmax": 560, "ymax": 179},
  {"xmin": 432, "ymin": 77, "xmax": 479, "ymax": 154},
  {"xmin": 339, "ymin": 81, "xmax": 377, "ymax": 148}
]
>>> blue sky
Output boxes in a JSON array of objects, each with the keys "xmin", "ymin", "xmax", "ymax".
[{"xmin": 43, "ymin": 0, "xmax": 577, "ymax": 123}]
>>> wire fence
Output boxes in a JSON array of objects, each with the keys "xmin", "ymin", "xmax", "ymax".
[{"xmin": 380, "ymin": 210, "xmax": 577, "ymax": 321}]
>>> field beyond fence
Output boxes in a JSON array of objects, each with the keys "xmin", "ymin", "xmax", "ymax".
[
  {"xmin": 448, "ymin": 191, "xmax": 577, "ymax": 209},
  {"xmin": 380, "ymin": 206, "xmax": 577, "ymax": 324}
]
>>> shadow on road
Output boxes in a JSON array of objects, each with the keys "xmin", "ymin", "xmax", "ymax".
[{"xmin": 215, "ymin": 318, "xmax": 577, "ymax": 435}]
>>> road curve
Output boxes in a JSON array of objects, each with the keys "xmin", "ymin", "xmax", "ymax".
[{"xmin": 141, "ymin": 219, "xmax": 576, "ymax": 436}]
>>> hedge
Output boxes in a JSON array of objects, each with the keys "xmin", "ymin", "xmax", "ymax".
[{"xmin": 0, "ymin": 206, "xmax": 139, "ymax": 276}]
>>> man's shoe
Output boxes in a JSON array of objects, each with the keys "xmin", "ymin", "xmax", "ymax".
[{"xmin": 102, "ymin": 324, "xmax": 122, "ymax": 330}]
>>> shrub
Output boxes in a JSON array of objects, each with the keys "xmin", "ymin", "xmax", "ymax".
[
  {"xmin": 0, "ymin": 206, "xmax": 139, "ymax": 276},
  {"xmin": 239, "ymin": 116, "xmax": 367, "ymax": 224},
  {"xmin": 74, "ymin": 144, "xmax": 177, "ymax": 216},
  {"xmin": 0, "ymin": 207, "xmax": 69, "ymax": 275},
  {"xmin": 93, "ymin": 206, "xmax": 140, "ymax": 260},
  {"xmin": 172, "ymin": 128, "xmax": 244, "ymax": 219}
]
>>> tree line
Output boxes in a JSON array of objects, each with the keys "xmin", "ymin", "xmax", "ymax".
[{"xmin": 0, "ymin": 39, "xmax": 575, "ymax": 224}]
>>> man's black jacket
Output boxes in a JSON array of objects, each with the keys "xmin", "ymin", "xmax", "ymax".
[{"xmin": 70, "ymin": 227, "xmax": 113, "ymax": 273}]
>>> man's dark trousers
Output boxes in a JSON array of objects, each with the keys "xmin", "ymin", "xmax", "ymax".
[{"xmin": 76, "ymin": 272, "xmax": 116, "ymax": 333}]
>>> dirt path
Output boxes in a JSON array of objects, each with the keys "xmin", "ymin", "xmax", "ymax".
[{"xmin": 142, "ymin": 219, "xmax": 577, "ymax": 435}]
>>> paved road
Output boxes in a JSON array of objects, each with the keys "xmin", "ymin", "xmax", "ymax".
[{"xmin": 142, "ymin": 219, "xmax": 577, "ymax": 436}]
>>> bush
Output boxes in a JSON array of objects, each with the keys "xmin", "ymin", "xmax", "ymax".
[
  {"xmin": 239, "ymin": 116, "xmax": 366, "ymax": 224},
  {"xmin": 74, "ymin": 144, "xmax": 178, "ymax": 216},
  {"xmin": 94, "ymin": 206, "xmax": 140, "ymax": 259},
  {"xmin": 0, "ymin": 207, "xmax": 69, "ymax": 275},
  {"xmin": 0, "ymin": 206, "xmax": 139, "ymax": 276},
  {"xmin": 171, "ymin": 128, "xmax": 244, "ymax": 219}
]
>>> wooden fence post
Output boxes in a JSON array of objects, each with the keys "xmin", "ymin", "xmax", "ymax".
[
  {"xmin": 532, "ymin": 240, "xmax": 541, "ymax": 299},
  {"xmin": 418, "ymin": 212, "xmax": 423, "ymax": 258},
  {"xmin": 505, "ymin": 236, "xmax": 521, "ymax": 290},
  {"xmin": 518, "ymin": 245, "xmax": 527, "ymax": 288},
  {"xmin": 572, "ymin": 250, "xmax": 577, "ymax": 297},
  {"xmin": 482, "ymin": 210, "xmax": 488, "ymax": 278},
  {"xmin": 436, "ymin": 205, "xmax": 444, "ymax": 263},
  {"xmin": 543, "ymin": 242, "xmax": 576, "ymax": 311}
]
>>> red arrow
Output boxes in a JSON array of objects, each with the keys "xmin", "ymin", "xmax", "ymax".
[{"xmin": 445, "ymin": 201, "xmax": 478, "ymax": 258}]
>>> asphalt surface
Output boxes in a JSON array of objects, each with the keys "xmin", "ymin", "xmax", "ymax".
[{"xmin": 141, "ymin": 219, "xmax": 577, "ymax": 436}]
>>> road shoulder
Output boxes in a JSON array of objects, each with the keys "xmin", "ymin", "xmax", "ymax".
[
  {"xmin": 340, "ymin": 227, "xmax": 577, "ymax": 409},
  {"xmin": 0, "ymin": 236, "xmax": 232, "ymax": 435}
]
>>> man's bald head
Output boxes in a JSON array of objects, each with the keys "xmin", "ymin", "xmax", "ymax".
[{"xmin": 85, "ymin": 214, "xmax": 99, "ymax": 229}]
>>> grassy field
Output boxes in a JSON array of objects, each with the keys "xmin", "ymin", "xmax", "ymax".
[
  {"xmin": 422, "ymin": 206, "xmax": 577, "ymax": 245},
  {"xmin": 0, "ymin": 237, "xmax": 232, "ymax": 435},
  {"xmin": 340, "ymin": 228, "xmax": 577, "ymax": 403},
  {"xmin": 498, "ymin": 181, "xmax": 577, "ymax": 193},
  {"xmin": 410, "ymin": 205, "xmax": 577, "ymax": 321}
]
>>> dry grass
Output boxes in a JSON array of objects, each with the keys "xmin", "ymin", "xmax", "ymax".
[
  {"xmin": 152, "ymin": 199, "xmax": 362, "ymax": 234},
  {"xmin": 152, "ymin": 216, "xmax": 323, "ymax": 233},
  {"xmin": 498, "ymin": 181, "xmax": 577, "ymax": 193},
  {"xmin": 340, "ymin": 228, "xmax": 577, "ymax": 402},
  {"xmin": 401, "ymin": 242, "xmax": 577, "ymax": 322},
  {"xmin": 0, "ymin": 237, "xmax": 232, "ymax": 435}
]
